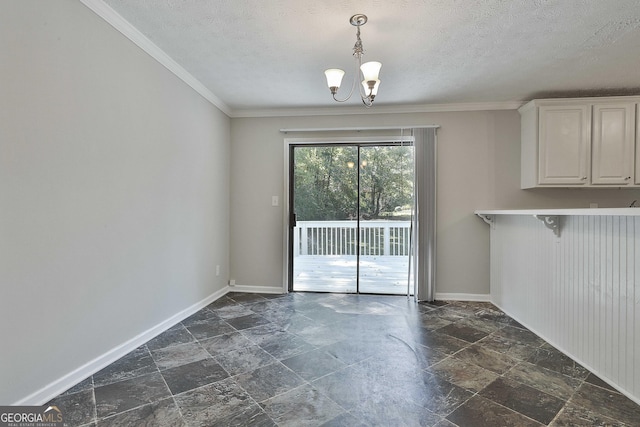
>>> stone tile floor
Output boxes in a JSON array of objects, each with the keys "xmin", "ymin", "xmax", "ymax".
[{"xmin": 49, "ymin": 292, "xmax": 640, "ymax": 426}]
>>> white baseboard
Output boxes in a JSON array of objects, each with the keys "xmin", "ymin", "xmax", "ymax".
[
  {"xmin": 226, "ymin": 287, "xmax": 486, "ymax": 301},
  {"xmin": 228, "ymin": 285, "xmax": 286, "ymax": 294},
  {"xmin": 16, "ymin": 286, "xmax": 230, "ymax": 406},
  {"xmin": 434, "ymin": 292, "xmax": 491, "ymax": 302},
  {"xmin": 491, "ymin": 301, "xmax": 640, "ymax": 407}
]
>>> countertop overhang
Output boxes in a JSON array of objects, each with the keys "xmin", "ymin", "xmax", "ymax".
[{"xmin": 475, "ymin": 208, "xmax": 640, "ymax": 216}]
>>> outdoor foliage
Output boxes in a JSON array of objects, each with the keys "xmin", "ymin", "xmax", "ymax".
[{"xmin": 294, "ymin": 145, "xmax": 414, "ymax": 221}]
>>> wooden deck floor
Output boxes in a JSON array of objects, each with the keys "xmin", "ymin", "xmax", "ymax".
[{"xmin": 293, "ymin": 255, "xmax": 414, "ymax": 295}]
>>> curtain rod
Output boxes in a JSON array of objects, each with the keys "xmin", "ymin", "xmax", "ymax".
[{"xmin": 279, "ymin": 125, "xmax": 440, "ymax": 133}]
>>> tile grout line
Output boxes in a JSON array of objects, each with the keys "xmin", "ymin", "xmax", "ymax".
[
  {"xmin": 49, "ymin": 294, "xmax": 640, "ymax": 426},
  {"xmin": 217, "ymin": 374, "xmax": 280, "ymax": 426}
]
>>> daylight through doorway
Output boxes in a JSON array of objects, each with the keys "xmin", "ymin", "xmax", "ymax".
[{"xmin": 289, "ymin": 142, "xmax": 414, "ymax": 295}]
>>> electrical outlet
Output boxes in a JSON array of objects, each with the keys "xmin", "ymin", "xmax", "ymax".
[
  {"xmin": 229, "ymin": 279, "xmax": 236, "ymax": 286},
  {"xmin": 271, "ymin": 196, "xmax": 279, "ymax": 206}
]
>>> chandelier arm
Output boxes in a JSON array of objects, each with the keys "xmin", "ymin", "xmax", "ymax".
[
  {"xmin": 331, "ymin": 77, "xmax": 357, "ymax": 102},
  {"xmin": 331, "ymin": 55, "xmax": 360, "ymax": 103},
  {"xmin": 357, "ymin": 77, "xmax": 372, "ymax": 100},
  {"xmin": 353, "ymin": 24, "xmax": 375, "ymax": 104},
  {"xmin": 353, "ymin": 51, "xmax": 373, "ymax": 103},
  {"xmin": 353, "ymin": 26, "xmax": 370, "ymax": 101},
  {"xmin": 357, "ymin": 64, "xmax": 375, "ymax": 105}
]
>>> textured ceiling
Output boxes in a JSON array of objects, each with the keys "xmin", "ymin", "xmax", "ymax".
[{"xmin": 100, "ymin": 0, "xmax": 640, "ymax": 114}]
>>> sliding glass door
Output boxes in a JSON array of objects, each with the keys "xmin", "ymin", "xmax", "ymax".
[
  {"xmin": 290, "ymin": 145, "xmax": 358, "ymax": 292},
  {"xmin": 357, "ymin": 145, "xmax": 414, "ymax": 294},
  {"xmin": 289, "ymin": 142, "xmax": 414, "ymax": 294}
]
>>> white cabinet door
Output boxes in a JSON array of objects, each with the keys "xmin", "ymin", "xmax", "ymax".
[
  {"xmin": 538, "ymin": 105, "xmax": 591, "ymax": 185},
  {"xmin": 591, "ymin": 103, "xmax": 635, "ymax": 185}
]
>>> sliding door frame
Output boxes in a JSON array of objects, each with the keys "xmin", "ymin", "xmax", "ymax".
[{"xmin": 283, "ymin": 136, "xmax": 414, "ymax": 293}]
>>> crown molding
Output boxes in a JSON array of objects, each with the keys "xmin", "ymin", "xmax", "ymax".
[
  {"xmin": 79, "ymin": 0, "xmax": 232, "ymax": 117},
  {"xmin": 230, "ymin": 101, "xmax": 525, "ymax": 118},
  {"xmin": 78, "ymin": 1, "xmax": 524, "ymax": 120}
]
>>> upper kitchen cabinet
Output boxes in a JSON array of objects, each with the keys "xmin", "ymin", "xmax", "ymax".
[
  {"xmin": 539, "ymin": 104, "xmax": 591, "ymax": 185},
  {"xmin": 591, "ymin": 102, "xmax": 635, "ymax": 185},
  {"xmin": 520, "ymin": 96, "xmax": 639, "ymax": 189}
]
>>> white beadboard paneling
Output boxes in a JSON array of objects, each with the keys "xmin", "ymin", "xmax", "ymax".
[{"xmin": 489, "ymin": 214, "xmax": 640, "ymax": 405}]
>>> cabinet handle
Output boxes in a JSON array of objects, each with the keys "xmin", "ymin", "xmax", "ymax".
[
  {"xmin": 625, "ymin": 176, "xmax": 631, "ymax": 180},
  {"xmin": 581, "ymin": 176, "xmax": 587, "ymax": 180}
]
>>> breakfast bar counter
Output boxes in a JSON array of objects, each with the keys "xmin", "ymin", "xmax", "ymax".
[{"xmin": 475, "ymin": 208, "xmax": 640, "ymax": 405}]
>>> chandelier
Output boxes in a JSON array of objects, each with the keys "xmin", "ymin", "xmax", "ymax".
[{"xmin": 324, "ymin": 14, "xmax": 381, "ymax": 107}]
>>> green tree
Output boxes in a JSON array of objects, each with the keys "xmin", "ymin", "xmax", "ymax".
[
  {"xmin": 359, "ymin": 145, "xmax": 413, "ymax": 219},
  {"xmin": 293, "ymin": 145, "xmax": 413, "ymax": 221}
]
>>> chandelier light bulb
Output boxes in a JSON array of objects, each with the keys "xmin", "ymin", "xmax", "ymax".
[
  {"xmin": 362, "ymin": 80, "xmax": 380, "ymax": 97},
  {"xmin": 360, "ymin": 61, "xmax": 382, "ymax": 82},
  {"xmin": 325, "ymin": 69, "xmax": 345, "ymax": 93}
]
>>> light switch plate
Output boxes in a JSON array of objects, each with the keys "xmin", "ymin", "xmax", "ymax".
[{"xmin": 272, "ymin": 196, "xmax": 279, "ymax": 206}]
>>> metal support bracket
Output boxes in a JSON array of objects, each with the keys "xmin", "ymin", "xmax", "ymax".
[
  {"xmin": 476, "ymin": 213, "xmax": 494, "ymax": 228},
  {"xmin": 534, "ymin": 215, "xmax": 561, "ymax": 237}
]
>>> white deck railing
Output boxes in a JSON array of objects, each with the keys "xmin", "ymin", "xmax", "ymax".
[{"xmin": 293, "ymin": 220, "xmax": 411, "ymax": 257}]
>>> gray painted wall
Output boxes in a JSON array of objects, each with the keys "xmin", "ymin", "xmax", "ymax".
[
  {"xmin": 4, "ymin": 0, "xmax": 640, "ymax": 406},
  {"xmin": 229, "ymin": 112, "xmax": 640, "ymax": 295},
  {"xmin": 0, "ymin": 1, "xmax": 230, "ymax": 403}
]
